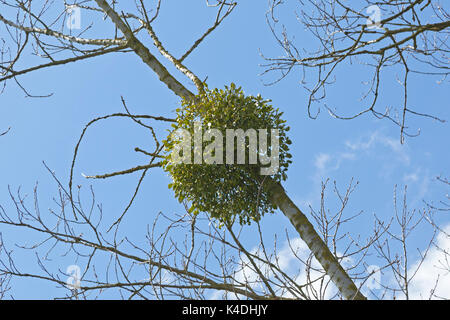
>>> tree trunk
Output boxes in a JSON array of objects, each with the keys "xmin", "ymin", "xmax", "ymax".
[
  {"xmin": 94, "ymin": 0, "xmax": 195, "ymax": 100},
  {"xmin": 264, "ymin": 178, "xmax": 367, "ymax": 300}
]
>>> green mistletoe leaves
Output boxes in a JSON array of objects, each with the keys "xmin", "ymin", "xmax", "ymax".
[{"xmin": 163, "ymin": 83, "xmax": 292, "ymax": 225}]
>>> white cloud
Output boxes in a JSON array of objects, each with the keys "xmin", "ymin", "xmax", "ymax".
[
  {"xmin": 345, "ymin": 132, "xmax": 377, "ymax": 151},
  {"xmin": 298, "ymin": 130, "xmax": 421, "ymax": 209},
  {"xmin": 276, "ymin": 237, "xmax": 309, "ymax": 272},
  {"xmin": 209, "ymin": 226, "xmax": 450, "ymax": 300},
  {"xmin": 234, "ymin": 247, "xmax": 263, "ymax": 287},
  {"xmin": 272, "ymin": 227, "xmax": 450, "ymax": 300},
  {"xmin": 403, "ymin": 172, "xmax": 419, "ymax": 183},
  {"xmin": 273, "ymin": 228, "xmax": 450, "ymax": 300},
  {"xmin": 401, "ymin": 167, "xmax": 432, "ymax": 208},
  {"xmin": 407, "ymin": 224, "xmax": 450, "ymax": 299},
  {"xmin": 311, "ymin": 131, "xmax": 411, "ymax": 184},
  {"xmin": 345, "ymin": 130, "xmax": 410, "ymax": 165},
  {"xmin": 266, "ymin": 237, "xmax": 338, "ymax": 299},
  {"xmin": 219, "ymin": 237, "xmax": 338, "ymax": 299},
  {"xmin": 313, "ymin": 152, "xmax": 356, "ymax": 177},
  {"xmin": 314, "ymin": 153, "xmax": 331, "ymax": 172}
]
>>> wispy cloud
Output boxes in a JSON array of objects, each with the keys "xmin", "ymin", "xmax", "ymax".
[
  {"xmin": 210, "ymin": 224, "xmax": 450, "ymax": 300},
  {"xmin": 407, "ymin": 224, "xmax": 450, "ymax": 299},
  {"xmin": 314, "ymin": 153, "xmax": 331, "ymax": 173},
  {"xmin": 299, "ymin": 130, "xmax": 431, "ymax": 209},
  {"xmin": 313, "ymin": 130, "xmax": 413, "ymax": 180},
  {"xmin": 215, "ymin": 238, "xmax": 337, "ymax": 299},
  {"xmin": 345, "ymin": 130, "xmax": 410, "ymax": 165},
  {"xmin": 403, "ymin": 172, "xmax": 419, "ymax": 183}
]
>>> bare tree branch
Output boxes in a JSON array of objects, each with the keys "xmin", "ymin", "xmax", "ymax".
[{"xmin": 263, "ymin": 0, "xmax": 449, "ymax": 143}]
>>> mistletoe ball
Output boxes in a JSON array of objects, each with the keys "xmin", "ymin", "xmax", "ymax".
[{"xmin": 162, "ymin": 84, "xmax": 292, "ymax": 225}]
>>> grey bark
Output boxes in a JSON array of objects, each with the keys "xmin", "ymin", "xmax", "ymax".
[
  {"xmin": 264, "ymin": 178, "xmax": 367, "ymax": 300},
  {"xmin": 94, "ymin": 0, "xmax": 195, "ymax": 100}
]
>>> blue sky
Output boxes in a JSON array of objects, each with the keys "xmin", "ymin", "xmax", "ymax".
[{"xmin": 0, "ymin": 1, "xmax": 449, "ymax": 299}]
